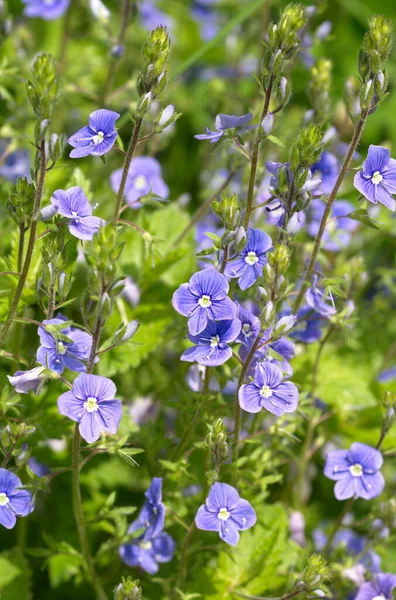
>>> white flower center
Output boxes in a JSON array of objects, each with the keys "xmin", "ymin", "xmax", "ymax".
[
  {"xmin": 349, "ymin": 463, "xmax": 363, "ymax": 477},
  {"xmin": 134, "ymin": 175, "xmax": 148, "ymax": 190},
  {"xmin": 140, "ymin": 541, "xmax": 152, "ymax": 550},
  {"xmin": 371, "ymin": 170, "xmax": 383, "ymax": 185},
  {"xmin": 242, "ymin": 323, "xmax": 253, "ymax": 337},
  {"xmin": 218, "ymin": 507, "xmax": 230, "ymax": 521},
  {"xmin": 58, "ymin": 342, "xmax": 67, "ymax": 355},
  {"xmin": 372, "ymin": 596, "xmax": 385, "ymax": 600},
  {"xmin": 84, "ymin": 397, "xmax": 99, "ymax": 413},
  {"xmin": 245, "ymin": 251, "xmax": 259, "ymax": 265},
  {"xmin": 43, "ymin": 0, "xmax": 55, "ymax": 4},
  {"xmin": 198, "ymin": 295, "xmax": 212, "ymax": 308},
  {"xmin": 93, "ymin": 131, "xmax": 105, "ymax": 144},
  {"xmin": 260, "ymin": 385, "xmax": 272, "ymax": 398},
  {"xmin": 210, "ymin": 335, "xmax": 220, "ymax": 348},
  {"xmin": 0, "ymin": 493, "xmax": 9, "ymax": 506},
  {"xmin": 71, "ymin": 210, "xmax": 79, "ymax": 217}
]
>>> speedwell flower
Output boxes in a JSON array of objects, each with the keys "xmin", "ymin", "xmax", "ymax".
[
  {"xmin": 22, "ymin": 0, "xmax": 70, "ymax": 19},
  {"xmin": 7, "ymin": 366, "xmax": 47, "ymax": 394},
  {"xmin": 195, "ymin": 113, "xmax": 255, "ymax": 143},
  {"xmin": 68, "ymin": 109, "xmax": 119, "ymax": 158},
  {"xmin": 355, "ymin": 573, "xmax": 396, "ymax": 600},
  {"xmin": 195, "ymin": 482, "xmax": 256, "ymax": 546},
  {"xmin": 57, "ymin": 373, "xmax": 122, "ymax": 443},
  {"xmin": 224, "ymin": 228, "xmax": 272, "ymax": 290},
  {"xmin": 50, "ymin": 186, "xmax": 104, "ymax": 240},
  {"xmin": 324, "ymin": 442, "xmax": 385, "ymax": 500},
  {"xmin": 311, "ymin": 151, "xmax": 339, "ymax": 195},
  {"xmin": 110, "ymin": 156, "xmax": 169, "ymax": 208},
  {"xmin": 181, "ymin": 318, "xmax": 241, "ymax": 367},
  {"xmin": 236, "ymin": 304, "xmax": 260, "ymax": 346},
  {"xmin": 132, "ymin": 478, "xmax": 166, "ymax": 541},
  {"xmin": 354, "ymin": 145, "xmax": 396, "ymax": 210},
  {"xmin": 305, "ymin": 277, "xmax": 336, "ymax": 318},
  {"xmin": 36, "ymin": 315, "xmax": 92, "ymax": 374},
  {"xmin": 172, "ymin": 269, "xmax": 237, "ymax": 336},
  {"xmin": 0, "ymin": 469, "xmax": 33, "ymax": 529},
  {"xmin": 119, "ymin": 530, "xmax": 175, "ymax": 574},
  {"xmin": 307, "ymin": 199, "xmax": 358, "ymax": 252},
  {"xmin": 239, "ymin": 362, "xmax": 299, "ymax": 416}
]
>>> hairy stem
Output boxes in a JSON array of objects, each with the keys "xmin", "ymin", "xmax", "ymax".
[
  {"xmin": 293, "ymin": 111, "xmax": 368, "ymax": 313},
  {"xmin": 0, "ymin": 140, "xmax": 46, "ymax": 349},
  {"xmin": 17, "ymin": 224, "xmax": 25, "ymax": 274},
  {"xmin": 113, "ymin": 117, "xmax": 143, "ymax": 221}
]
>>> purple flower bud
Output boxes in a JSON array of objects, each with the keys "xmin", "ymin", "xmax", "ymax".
[
  {"xmin": 158, "ymin": 104, "xmax": 175, "ymax": 128},
  {"xmin": 8, "ymin": 366, "xmax": 47, "ymax": 394},
  {"xmin": 261, "ymin": 112, "xmax": 273, "ymax": 135},
  {"xmin": 111, "ymin": 45, "xmax": 125, "ymax": 58},
  {"xmin": 275, "ymin": 314, "xmax": 298, "ymax": 333}
]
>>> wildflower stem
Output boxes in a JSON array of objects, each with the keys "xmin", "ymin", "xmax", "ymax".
[
  {"xmin": 113, "ymin": 117, "xmax": 143, "ymax": 222},
  {"xmin": 101, "ymin": 0, "xmax": 132, "ymax": 104},
  {"xmin": 323, "ymin": 496, "xmax": 355, "ymax": 554},
  {"xmin": 17, "ymin": 224, "xmax": 25, "ymax": 273},
  {"xmin": 0, "ymin": 140, "xmax": 46, "ymax": 349},
  {"xmin": 176, "ymin": 520, "xmax": 197, "ymax": 592},
  {"xmin": 292, "ymin": 111, "xmax": 368, "ymax": 313},
  {"xmin": 242, "ymin": 74, "xmax": 275, "ymax": 230}
]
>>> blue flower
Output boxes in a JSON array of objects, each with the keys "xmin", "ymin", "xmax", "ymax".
[
  {"xmin": 324, "ymin": 442, "xmax": 385, "ymax": 501},
  {"xmin": 7, "ymin": 366, "xmax": 46, "ymax": 394},
  {"xmin": 0, "ymin": 469, "xmax": 34, "ymax": 529},
  {"xmin": 239, "ymin": 362, "xmax": 299, "ymax": 416},
  {"xmin": 181, "ymin": 318, "xmax": 241, "ymax": 367},
  {"xmin": 191, "ymin": 0, "xmax": 219, "ymax": 41},
  {"xmin": 195, "ymin": 113, "xmax": 255, "ymax": 143},
  {"xmin": 311, "ymin": 151, "xmax": 339, "ymax": 195},
  {"xmin": 186, "ymin": 365, "xmax": 221, "ymax": 392},
  {"xmin": 195, "ymin": 482, "xmax": 256, "ymax": 546},
  {"xmin": 289, "ymin": 305, "xmax": 324, "ymax": 344},
  {"xmin": 57, "ymin": 373, "xmax": 122, "ymax": 444},
  {"xmin": 305, "ymin": 277, "xmax": 336, "ymax": 318},
  {"xmin": 377, "ymin": 366, "xmax": 396, "ymax": 383},
  {"xmin": 36, "ymin": 315, "xmax": 92, "ymax": 374},
  {"xmin": 172, "ymin": 269, "xmax": 237, "ymax": 336},
  {"xmin": 119, "ymin": 531, "xmax": 175, "ymax": 574},
  {"xmin": 68, "ymin": 109, "xmax": 120, "ymax": 158},
  {"xmin": 139, "ymin": 0, "xmax": 173, "ymax": 31},
  {"xmin": 307, "ymin": 199, "xmax": 358, "ymax": 252},
  {"xmin": 355, "ymin": 573, "xmax": 396, "ymax": 600},
  {"xmin": 266, "ymin": 160, "xmax": 323, "ymax": 200},
  {"xmin": 224, "ymin": 228, "xmax": 272, "ymax": 290},
  {"xmin": 50, "ymin": 186, "xmax": 105, "ymax": 241},
  {"xmin": 0, "ymin": 145, "xmax": 30, "ymax": 182},
  {"xmin": 22, "ymin": 0, "xmax": 70, "ymax": 19},
  {"xmin": 239, "ymin": 327, "xmax": 295, "ymax": 376},
  {"xmin": 354, "ymin": 145, "xmax": 396, "ymax": 210},
  {"xmin": 110, "ymin": 156, "xmax": 169, "ymax": 209},
  {"xmin": 236, "ymin": 304, "xmax": 260, "ymax": 346},
  {"xmin": 132, "ymin": 478, "xmax": 166, "ymax": 541},
  {"xmin": 28, "ymin": 458, "xmax": 49, "ymax": 478}
]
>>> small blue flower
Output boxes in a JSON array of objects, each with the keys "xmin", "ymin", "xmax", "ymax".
[
  {"xmin": 119, "ymin": 531, "xmax": 175, "ymax": 574},
  {"xmin": 68, "ymin": 109, "xmax": 120, "ymax": 158},
  {"xmin": 239, "ymin": 362, "xmax": 299, "ymax": 416},
  {"xmin": 0, "ymin": 145, "xmax": 30, "ymax": 182},
  {"xmin": 36, "ymin": 315, "xmax": 92, "ymax": 374},
  {"xmin": 308, "ymin": 199, "xmax": 358, "ymax": 252},
  {"xmin": 236, "ymin": 304, "xmax": 260, "ymax": 346},
  {"xmin": 111, "ymin": 156, "xmax": 169, "ymax": 209},
  {"xmin": 289, "ymin": 305, "xmax": 324, "ymax": 344},
  {"xmin": 139, "ymin": 0, "xmax": 173, "ymax": 31},
  {"xmin": 132, "ymin": 478, "xmax": 166, "ymax": 541},
  {"xmin": 305, "ymin": 277, "xmax": 336, "ymax": 318},
  {"xmin": 355, "ymin": 573, "xmax": 396, "ymax": 600},
  {"xmin": 57, "ymin": 373, "xmax": 122, "ymax": 444},
  {"xmin": 172, "ymin": 269, "xmax": 237, "ymax": 336},
  {"xmin": 324, "ymin": 442, "xmax": 385, "ymax": 501},
  {"xmin": 0, "ymin": 469, "xmax": 34, "ymax": 529},
  {"xmin": 195, "ymin": 482, "xmax": 256, "ymax": 546},
  {"xmin": 311, "ymin": 151, "xmax": 339, "ymax": 195},
  {"xmin": 181, "ymin": 318, "xmax": 241, "ymax": 367},
  {"xmin": 377, "ymin": 366, "xmax": 396, "ymax": 383},
  {"xmin": 22, "ymin": 0, "xmax": 70, "ymax": 20},
  {"xmin": 239, "ymin": 327, "xmax": 295, "ymax": 376},
  {"xmin": 50, "ymin": 186, "xmax": 105, "ymax": 241},
  {"xmin": 7, "ymin": 366, "xmax": 46, "ymax": 394},
  {"xmin": 191, "ymin": 0, "xmax": 219, "ymax": 41},
  {"xmin": 224, "ymin": 228, "xmax": 272, "ymax": 290},
  {"xmin": 195, "ymin": 113, "xmax": 255, "ymax": 143},
  {"xmin": 354, "ymin": 145, "xmax": 396, "ymax": 211}
]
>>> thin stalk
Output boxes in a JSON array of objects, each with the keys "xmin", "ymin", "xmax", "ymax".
[
  {"xmin": 311, "ymin": 324, "xmax": 335, "ymax": 398},
  {"xmin": 293, "ymin": 111, "xmax": 368, "ymax": 313},
  {"xmin": 101, "ymin": 0, "xmax": 132, "ymax": 104},
  {"xmin": 0, "ymin": 140, "xmax": 46, "ymax": 349},
  {"xmin": 176, "ymin": 520, "xmax": 197, "ymax": 592},
  {"xmin": 113, "ymin": 118, "xmax": 143, "ymax": 221},
  {"xmin": 242, "ymin": 74, "xmax": 275, "ymax": 230},
  {"xmin": 17, "ymin": 224, "xmax": 25, "ymax": 273},
  {"xmin": 234, "ymin": 589, "xmax": 305, "ymax": 600},
  {"xmin": 324, "ymin": 496, "xmax": 355, "ymax": 554}
]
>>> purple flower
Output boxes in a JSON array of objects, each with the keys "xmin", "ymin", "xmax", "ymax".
[
  {"xmin": 308, "ymin": 199, "xmax": 358, "ymax": 252},
  {"xmin": 266, "ymin": 160, "xmax": 323, "ymax": 200},
  {"xmin": 290, "ymin": 305, "xmax": 324, "ymax": 344},
  {"xmin": 354, "ymin": 145, "xmax": 396, "ymax": 210},
  {"xmin": 110, "ymin": 156, "xmax": 169, "ymax": 209},
  {"xmin": 195, "ymin": 113, "xmax": 255, "ymax": 143},
  {"xmin": 139, "ymin": 0, "xmax": 173, "ymax": 31},
  {"xmin": 305, "ymin": 278, "xmax": 336, "ymax": 318},
  {"xmin": 195, "ymin": 482, "xmax": 256, "ymax": 546},
  {"xmin": 239, "ymin": 362, "xmax": 299, "ymax": 416},
  {"xmin": 0, "ymin": 469, "xmax": 33, "ymax": 529},
  {"xmin": 22, "ymin": 0, "xmax": 70, "ymax": 19},
  {"xmin": 28, "ymin": 458, "xmax": 49, "ymax": 478},
  {"xmin": 119, "ymin": 531, "xmax": 175, "ymax": 574},
  {"xmin": 50, "ymin": 186, "xmax": 104, "ymax": 240},
  {"xmin": 57, "ymin": 373, "xmax": 122, "ymax": 444},
  {"xmin": 186, "ymin": 365, "xmax": 220, "ymax": 392},
  {"xmin": 0, "ymin": 146, "xmax": 30, "ymax": 182},
  {"xmin": 355, "ymin": 573, "xmax": 396, "ymax": 600},
  {"xmin": 191, "ymin": 0, "xmax": 219, "ymax": 41},
  {"xmin": 7, "ymin": 366, "xmax": 46, "ymax": 394},
  {"xmin": 239, "ymin": 328, "xmax": 295, "ymax": 376},
  {"xmin": 181, "ymin": 318, "xmax": 241, "ymax": 367},
  {"xmin": 311, "ymin": 151, "xmax": 339, "ymax": 195},
  {"xmin": 324, "ymin": 443, "xmax": 385, "ymax": 500},
  {"xmin": 132, "ymin": 478, "xmax": 166, "ymax": 541},
  {"xmin": 172, "ymin": 269, "xmax": 237, "ymax": 336},
  {"xmin": 36, "ymin": 315, "xmax": 92, "ymax": 374},
  {"xmin": 236, "ymin": 304, "xmax": 260, "ymax": 346},
  {"xmin": 377, "ymin": 366, "xmax": 396, "ymax": 383},
  {"xmin": 224, "ymin": 228, "xmax": 272, "ymax": 290},
  {"xmin": 68, "ymin": 109, "xmax": 119, "ymax": 158}
]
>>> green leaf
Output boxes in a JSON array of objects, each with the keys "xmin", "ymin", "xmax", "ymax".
[
  {"xmin": 267, "ymin": 134, "xmax": 285, "ymax": 148},
  {"xmin": 347, "ymin": 208, "xmax": 380, "ymax": 230},
  {"xmin": 0, "ymin": 550, "xmax": 33, "ymax": 599}
]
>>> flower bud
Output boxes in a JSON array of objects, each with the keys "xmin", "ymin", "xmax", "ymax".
[
  {"xmin": 261, "ymin": 112, "xmax": 273, "ymax": 135},
  {"xmin": 158, "ymin": 103, "xmax": 175, "ymax": 128}
]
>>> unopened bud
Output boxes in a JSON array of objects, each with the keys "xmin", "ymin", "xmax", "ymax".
[{"xmin": 261, "ymin": 112, "xmax": 273, "ymax": 136}]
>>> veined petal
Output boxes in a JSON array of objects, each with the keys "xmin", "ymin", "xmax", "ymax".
[
  {"xmin": 195, "ymin": 506, "xmax": 220, "ymax": 531},
  {"xmin": 238, "ymin": 384, "xmax": 262, "ymax": 413}
]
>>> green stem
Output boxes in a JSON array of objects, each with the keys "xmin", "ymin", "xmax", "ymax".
[
  {"xmin": 234, "ymin": 589, "xmax": 305, "ymax": 600},
  {"xmin": 242, "ymin": 73, "xmax": 275, "ymax": 230},
  {"xmin": 113, "ymin": 117, "xmax": 143, "ymax": 221},
  {"xmin": 17, "ymin": 224, "xmax": 25, "ymax": 274},
  {"xmin": 176, "ymin": 520, "xmax": 197, "ymax": 593},
  {"xmin": 324, "ymin": 496, "xmax": 355, "ymax": 554},
  {"xmin": 311, "ymin": 323, "xmax": 335, "ymax": 398},
  {"xmin": 0, "ymin": 140, "xmax": 46, "ymax": 349},
  {"xmin": 293, "ymin": 111, "xmax": 368, "ymax": 313}
]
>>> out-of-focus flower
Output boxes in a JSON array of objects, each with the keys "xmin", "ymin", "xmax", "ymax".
[
  {"xmin": 0, "ymin": 145, "xmax": 30, "ymax": 181},
  {"xmin": 22, "ymin": 0, "xmax": 69, "ymax": 20},
  {"xmin": 305, "ymin": 277, "xmax": 336, "ymax": 318},
  {"xmin": 119, "ymin": 531, "xmax": 175, "ymax": 574},
  {"xmin": 311, "ymin": 151, "xmax": 339, "ymax": 195},
  {"xmin": 355, "ymin": 573, "xmax": 396, "ymax": 600},
  {"xmin": 307, "ymin": 199, "xmax": 358, "ymax": 252},
  {"xmin": 139, "ymin": 0, "xmax": 173, "ymax": 31},
  {"xmin": 89, "ymin": 0, "xmax": 110, "ymax": 21},
  {"xmin": 111, "ymin": 156, "xmax": 169, "ymax": 208}
]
